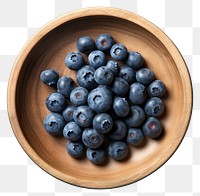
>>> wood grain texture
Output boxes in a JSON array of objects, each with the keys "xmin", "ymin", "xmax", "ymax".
[{"xmin": 7, "ymin": 7, "xmax": 192, "ymax": 188}]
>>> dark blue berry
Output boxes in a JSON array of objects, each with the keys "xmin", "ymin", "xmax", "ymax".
[
  {"xmin": 63, "ymin": 122, "xmax": 82, "ymax": 141},
  {"xmin": 40, "ymin": 69, "xmax": 59, "ymax": 86},
  {"xmin": 96, "ymin": 33, "xmax": 114, "ymax": 52},
  {"xmin": 136, "ymin": 68, "xmax": 154, "ymax": 85},
  {"xmin": 66, "ymin": 141, "xmax": 85, "ymax": 158},
  {"xmin": 149, "ymin": 80, "xmax": 166, "ymax": 97},
  {"xmin": 76, "ymin": 65, "xmax": 97, "ymax": 90},
  {"xmin": 110, "ymin": 43, "xmax": 127, "ymax": 61},
  {"xmin": 46, "ymin": 92, "xmax": 66, "ymax": 113},
  {"xmin": 106, "ymin": 60, "xmax": 119, "ymax": 76},
  {"xmin": 65, "ymin": 52, "xmax": 84, "ymax": 70},
  {"xmin": 142, "ymin": 117, "xmax": 162, "ymax": 138},
  {"xmin": 126, "ymin": 128, "xmax": 144, "ymax": 146},
  {"xmin": 94, "ymin": 66, "xmax": 114, "ymax": 85},
  {"xmin": 108, "ymin": 141, "xmax": 129, "ymax": 161},
  {"xmin": 86, "ymin": 148, "xmax": 106, "ymax": 164},
  {"xmin": 125, "ymin": 105, "xmax": 145, "ymax": 127},
  {"xmin": 76, "ymin": 36, "xmax": 94, "ymax": 54},
  {"xmin": 57, "ymin": 76, "xmax": 76, "ymax": 98},
  {"xmin": 62, "ymin": 106, "xmax": 75, "ymax": 123},
  {"xmin": 87, "ymin": 86, "xmax": 112, "ymax": 113},
  {"xmin": 113, "ymin": 97, "xmax": 130, "ymax": 117},
  {"xmin": 118, "ymin": 65, "xmax": 136, "ymax": 84},
  {"xmin": 144, "ymin": 97, "xmax": 164, "ymax": 117},
  {"xmin": 126, "ymin": 51, "xmax": 144, "ymax": 69},
  {"xmin": 88, "ymin": 50, "xmax": 106, "ymax": 69},
  {"xmin": 73, "ymin": 105, "xmax": 94, "ymax": 127},
  {"xmin": 43, "ymin": 113, "xmax": 65, "ymax": 136},
  {"xmin": 82, "ymin": 128, "xmax": 104, "ymax": 149},
  {"xmin": 70, "ymin": 87, "xmax": 88, "ymax": 106},
  {"xmin": 93, "ymin": 113, "xmax": 113, "ymax": 134},
  {"xmin": 111, "ymin": 77, "xmax": 129, "ymax": 97},
  {"xmin": 129, "ymin": 83, "xmax": 147, "ymax": 105}
]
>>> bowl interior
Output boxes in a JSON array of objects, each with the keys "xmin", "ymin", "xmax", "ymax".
[{"xmin": 11, "ymin": 13, "xmax": 191, "ymax": 188}]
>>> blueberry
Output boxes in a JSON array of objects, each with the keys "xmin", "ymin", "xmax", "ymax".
[
  {"xmin": 136, "ymin": 68, "xmax": 154, "ymax": 85},
  {"xmin": 129, "ymin": 83, "xmax": 147, "ymax": 105},
  {"xmin": 106, "ymin": 60, "xmax": 119, "ymax": 76},
  {"xmin": 94, "ymin": 66, "xmax": 114, "ymax": 85},
  {"xmin": 87, "ymin": 86, "xmax": 112, "ymax": 113},
  {"xmin": 149, "ymin": 80, "xmax": 166, "ymax": 97},
  {"xmin": 70, "ymin": 87, "xmax": 88, "ymax": 106},
  {"xmin": 57, "ymin": 76, "xmax": 76, "ymax": 98},
  {"xmin": 73, "ymin": 105, "xmax": 94, "ymax": 127},
  {"xmin": 86, "ymin": 148, "xmax": 106, "ymax": 164},
  {"xmin": 43, "ymin": 113, "xmax": 65, "ymax": 136},
  {"xmin": 126, "ymin": 128, "xmax": 144, "ymax": 146},
  {"xmin": 108, "ymin": 141, "xmax": 129, "ymax": 161},
  {"xmin": 144, "ymin": 97, "xmax": 164, "ymax": 117},
  {"xmin": 88, "ymin": 50, "xmax": 106, "ymax": 69},
  {"xmin": 66, "ymin": 141, "xmax": 85, "ymax": 158},
  {"xmin": 76, "ymin": 65, "xmax": 97, "ymax": 90},
  {"xmin": 108, "ymin": 120, "xmax": 127, "ymax": 140},
  {"xmin": 111, "ymin": 77, "xmax": 129, "ymax": 97},
  {"xmin": 125, "ymin": 105, "xmax": 145, "ymax": 127},
  {"xmin": 82, "ymin": 128, "xmax": 104, "ymax": 149},
  {"xmin": 63, "ymin": 122, "xmax": 82, "ymax": 141},
  {"xmin": 93, "ymin": 113, "xmax": 113, "ymax": 134},
  {"xmin": 126, "ymin": 51, "xmax": 144, "ymax": 69},
  {"xmin": 65, "ymin": 52, "xmax": 84, "ymax": 70},
  {"xmin": 113, "ymin": 97, "xmax": 130, "ymax": 117},
  {"xmin": 62, "ymin": 105, "xmax": 75, "ymax": 123},
  {"xmin": 40, "ymin": 69, "xmax": 59, "ymax": 86},
  {"xmin": 96, "ymin": 33, "xmax": 114, "ymax": 52},
  {"xmin": 142, "ymin": 117, "xmax": 162, "ymax": 138},
  {"xmin": 46, "ymin": 92, "xmax": 66, "ymax": 113},
  {"xmin": 118, "ymin": 65, "xmax": 136, "ymax": 84},
  {"xmin": 110, "ymin": 43, "xmax": 127, "ymax": 61},
  {"xmin": 76, "ymin": 36, "xmax": 95, "ymax": 54}
]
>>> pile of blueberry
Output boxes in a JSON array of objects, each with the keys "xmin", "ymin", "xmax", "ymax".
[{"xmin": 40, "ymin": 34, "xmax": 166, "ymax": 165}]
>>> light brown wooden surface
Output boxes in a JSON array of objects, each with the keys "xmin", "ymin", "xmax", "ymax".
[{"xmin": 7, "ymin": 7, "xmax": 192, "ymax": 189}]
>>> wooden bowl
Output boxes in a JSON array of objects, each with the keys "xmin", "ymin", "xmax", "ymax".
[{"xmin": 7, "ymin": 7, "xmax": 192, "ymax": 189}]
